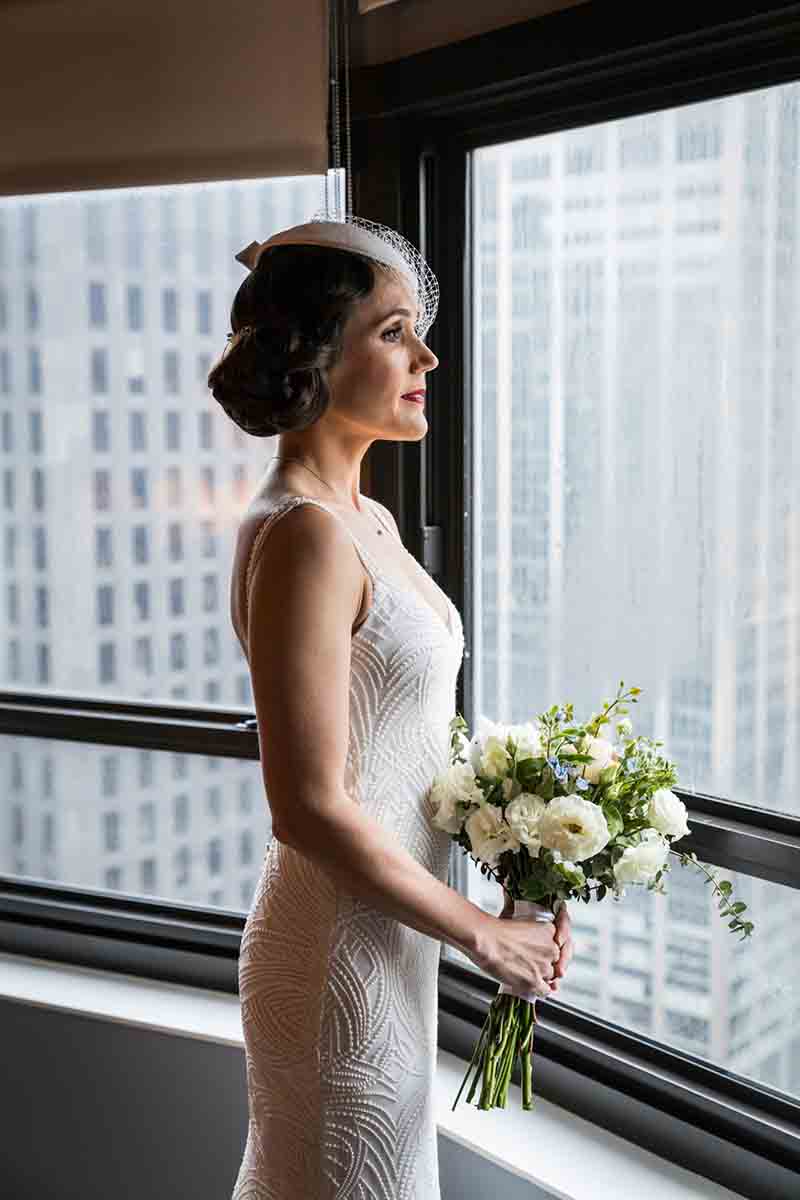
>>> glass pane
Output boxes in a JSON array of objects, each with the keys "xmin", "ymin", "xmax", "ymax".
[
  {"xmin": 470, "ymin": 82, "xmax": 800, "ymax": 816},
  {"xmin": 1, "ymin": 733, "xmax": 270, "ymax": 913},
  {"xmin": 0, "ymin": 174, "xmax": 324, "ymax": 704},
  {"xmin": 446, "ymin": 856, "xmax": 800, "ymax": 1102}
]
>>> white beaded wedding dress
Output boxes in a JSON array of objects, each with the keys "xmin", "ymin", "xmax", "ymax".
[{"xmin": 231, "ymin": 493, "xmax": 465, "ymax": 1200}]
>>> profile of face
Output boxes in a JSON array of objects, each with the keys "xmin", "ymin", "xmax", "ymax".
[{"xmin": 323, "ymin": 269, "xmax": 439, "ymax": 441}]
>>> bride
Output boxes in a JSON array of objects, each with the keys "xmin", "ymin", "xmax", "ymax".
[{"xmin": 208, "ymin": 214, "xmax": 573, "ymax": 1198}]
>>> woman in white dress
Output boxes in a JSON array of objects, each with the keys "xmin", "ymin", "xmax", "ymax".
[{"xmin": 209, "ymin": 216, "xmax": 574, "ymax": 1199}]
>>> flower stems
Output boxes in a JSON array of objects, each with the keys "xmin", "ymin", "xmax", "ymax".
[{"xmin": 452, "ymin": 992, "xmax": 540, "ymax": 1112}]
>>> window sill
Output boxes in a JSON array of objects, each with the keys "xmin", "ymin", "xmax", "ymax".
[{"xmin": 0, "ymin": 950, "xmax": 738, "ymax": 1200}]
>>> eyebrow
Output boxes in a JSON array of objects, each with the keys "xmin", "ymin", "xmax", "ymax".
[{"xmin": 375, "ymin": 306, "xmax": 418, "ymax": 325}]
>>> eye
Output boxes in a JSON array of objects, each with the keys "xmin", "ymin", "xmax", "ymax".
[{"xmin": 382, "ymin": 325, "xmax": 403, "ymax": 342}]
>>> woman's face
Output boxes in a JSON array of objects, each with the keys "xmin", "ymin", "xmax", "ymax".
[{"xmin": 324, "ymin": 270, "xmax": 438, "ymax": 441}]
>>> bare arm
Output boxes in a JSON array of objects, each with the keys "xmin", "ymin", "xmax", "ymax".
[{"xmin": 246, "ymin": 502, "xmax": 489, "ymax": 959}]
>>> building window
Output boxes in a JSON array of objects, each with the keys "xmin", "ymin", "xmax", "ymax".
[
  {"xmin": 173, "ymin": 793, "xmax": 189, "ymax": 834},
  {"xmin": 201, "ymin": 520, "xmax": 216, "ymax": 557},
  {"xmin": 93, "ymin": 410, "xmax": 111, "ymax": 452},
  {"xmin": 200, "ymin": 466, "xmax": 214, "ymax": 506},
  {"xmin": 239, "ymin": 779, "xmax": 253, "ymax": 814},
  {"xmin": 131, "ymin": 467, "xmax": 148, "ymax": 508},
  {"xmin": 132, "ymin": 524, "xmax": 149, "ymax": 565},
  {"xmin": 206, "ymin": 786, "xmax": 222, "ymax": 819},
  {"xmin": 208, "ymin": 837, "xmax": 223, "ymax": 876},
  {"xmin": 162, "ymin": 287, "xmax": 178, "ymax": 333},
  {"xmin": 203, "ymin": 627, "xmax": 220, "ymax": 666},
  {"xmin": 141, "ymin": 858, "xmax": 157, "ymax": 892},
  {"xmin": 29, "ymin": 411, "xmax": 43, "ymax": 453},
  {"xmin": 202, "ymin": 574, "xmax": 218, "ymax": 612},
  {"xmin": 175, "ymin": 845, "xmax": 191, "ymax": 886},
  {"xmin": 41, "ymin": 811, "xmax": 55, "ymax": 855},
  {"xmin": 85, "ymin": 201, "xmax": 106, "ymax": 266},
  {"xmin": 35, "ymin": 585, "xmax": 48, "ymax": 628},
  {"xmin": 31, "ymin": 467, "xmax": 45, "ymax": 511},
  {"xmin": 236, "ymin": 674, "xmax": 251, "ymax": 705},
  {"xmin": 134, "ymin": 635, "xmax": 153, "ymax": 676},
  {"xmin": 166, "ymin": 465, "xmax": 182, "ymax": 506},
  {"xmin": 139, "ymin": 802, "xmax": 156, "ymax": 843},
  {"xmin": 89, "ymin": 281, "xmax": 107, "ymax": 328},
  {"xmin": 94, "ymin": 469, "xmax": 111, "ymax": 511},
  {"xmin": 0, "ymin": 350, "xmax": 10, "ymax": 395},
  {"xmin": 197, "ymin": 289, "xmax": 212, "ymax": 334},
  {"xmin": 198, "ymin": 410, "xmax": 213, "ymax": 450},
  {"xmin": 167, "ymin": 522, "xmax": 183, "ymax": 561},
  {"xmin": 95, "ymin": 526, "xmax": 113, "ymax": 567},
  {"xmin": 129, "ymin": 410, "xmax": 147, "ymax": 451},
  {"xmin": 105, "ymin": 866, "xmax": 123, "ymax": 890},
  {"xmin": 28, "ymin": 345, "xmax": 42, "ymax": 391},
  {"xmin": 169, "ymin": 577, "xmax": 185, "ymax": 616},
  {"xmin": 36, "ymin": 642, "xmax": 50, "ymax": 683},
  {"xmin": 101, "ymin": 754, "xmax": 118, "ymax": 796},
  {"xmin": 97, "ymin": 583, "xmax": 113, "ymax": 624},
  {"xmin": 170, "ymin": 632, "xmax": 187, "ymax": 671},
  {"xmin": 126, "ymin": 284, "xmax": 144, "ymax": 331},
  {"xmin": 6, "ymin": 581, "xmax": 18, "ymax": 624},
  {"xmin": 133, "ymin": 581, "xmax": 150, "ymax": 621},
  {"xmin": 164, "ymin": 349, "xmax": 180, "ymax": 394},
  {"xmin": 1, "ymin": 410, "xmax": 12, "ymax": 451},
  {"xmin": 204, "ymin": 679, "xmax": 220, "ymax": 702},
  {"xmin": 165, "ymin": 410, "xmax": 181, "ymax": 451},
  {"xmin": 138, "ymin": 749, "xmax": 154, "ymax": 788},
  {"xmin": 91, "ymin": 347, "xmax": 108, "ymax": 393},
  {"xmin": 7, "ymin": 639, "xmax": 20, "ymax": 681},
  {"xmin": 33, "ymin": 525, "xmax": 46, "ymax": 569},
  {"xmin": 102, "ymin": 811, "xmax": 120, "ymax": 852},
  {"xmin": 99, "ymin": 641, "xmax": 116, "ymax": 683},
  {"xmin": 240, "ymin": 830, "xmax": 254, "ymax": 866},
  {"xmin": 2, "ymin": 467, "xmax": 13, "ymax": 511}
]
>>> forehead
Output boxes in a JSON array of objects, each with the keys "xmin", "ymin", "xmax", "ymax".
[{"xmin": 364, "ymin": 270, "xmax": 419, "ymax": 322}]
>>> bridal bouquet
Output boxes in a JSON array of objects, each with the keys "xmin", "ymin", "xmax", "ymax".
[{"xmin": 429, "ymin": 682, "xmax": 754, "ymax": 1112}]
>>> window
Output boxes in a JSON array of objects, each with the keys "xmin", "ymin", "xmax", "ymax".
[
  {"xmin": 89, "ymin": 282, "xmax": 107, "ymax": 328},
  {"xmin": 91, "ymin": 347, "xmax": 108, "ymax": 393},
  {"xmin": 93, "ymin": 410, "xmax": 111, "ymax": 452},
  {"xmin": 170, "ymin": 632, "xmax": 187, "ymax": 671},
  {"xmin": 164, "ymin": 349, "xmax": 179, "ymax": 393},
  {"xmin": 166, "ymin": 465, "xmax": 182, "ymax": 506},
  {"xmin": 1, "ymin": 410, "xmax": 12, "ymax": 451},
  {"xmin": 173, "ymin": 793, "xmax": 189, "ymax": 834},
  {"xmin": 133, "ymin": 635, "xmax": 152, "ymax": 676},
  {"xmin": 197, "ymin": 289, "xmax": 212, "ymax": 334},
  {"xmin": 132, "ymin": 525, "xmax": 149, "ymax": 565},
  {"xmin": 202, "ymin": 573, "xmax": 218, "ymax": 612},
  {"xmin": 168, "ymin": 577, "xmax": 185, "ymax": 616},
  {"xmin": 129, "ymin": 410, "xmax": 147, "ymax": 451},
  {"xmin": 165, "ymin": 410, "xmax": 181, "ymax": 451},
  {"xmin": 98, "ymin": 642, "xmax": 116, "ymax": 683},
  {"xmin": 35, "ymin": 585, "xmax": 48, "ymax": 628},
  {"xmin": 31, "ymin": 467, "xmax": 45, "ymax": 510},
  {"xmin": 167, "ymin": 522, "xmax": 183, "ymax": 561},
  {"xmin": 93, "ymin": 469, "xmax": 111, "ymax": 511},
  {"xmin": 130, "ymin": 467, "xmax": 148, "ymax": 508},
  {"xmin": 95, "ymin": 527, "xmax": 113, "ymax": 567},
  {"xmin": 162, "ymin": 287, "xmax": 178, "ymax": 333},
  {"xmin": 126, "ymin": 284, "xmax": 144, "ymax": 331},
  {"xmin": 133, "ymin": 581, "xmax": 149, "ymax": 621},
  {"xmin": 198, "ymin": 409, "xmax": 213, "ymax": 450},
  {"xmin": 29, "ymin": 411, "xmax": 43, "ymax": 453}
]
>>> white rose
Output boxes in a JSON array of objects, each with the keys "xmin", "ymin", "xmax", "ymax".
[
  {"xmin": 430, "ymin": 761, "xmax": 483, "ymax": 834},
  {"xmin": 465, "ymin": 800, "xmax": 521, "ymax": 868},
  {"xmin": 575, "ymin": 734, "xmax": 619, "ymax": 785},
  {"xmin": 506, "ymin": 721, "xmax": 544, "ymax": 761},
  {"xmin": 613, "ymin": 829, "xmax": 669, "ymax": 885},
  {"xmin": 647, "ymin": 788, "xmax": 690, "ymax": 840},
  {"xmin": 537, "ymin": 795, "xmax": 611, "ymax": 862},
  {"xmin": 467, "ymin": 716, "xmax": 512, "ymax": 779},
  {"xmin": 505, "ymin": 792, "xmax": 547, "ymax": 856}
]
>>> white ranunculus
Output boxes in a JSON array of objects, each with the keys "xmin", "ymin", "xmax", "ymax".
[
  {"xmin": 430, "ymin": 761, "xmax": 483, "ymax": 834},
  {"xmin": 647, "ymin": 788, "xmax": 690, "ymax": 840},
  {"xmin": 537, "ymin": 795, "xmax": 611, "ymax": 862},
  {"xmin": 505, "ymin": 792, "xmax": 547, "ymax": 855},
  {"xmin": 465, "ymin": 800, "xmax": 521, "ymax": 867},
  {"xmin": 575, "ymin": 734, "xmax": 619, "ymax": 785},
  {"xmin": 613, "ymin": 829, "xmax": 670, "ymax": 885}
]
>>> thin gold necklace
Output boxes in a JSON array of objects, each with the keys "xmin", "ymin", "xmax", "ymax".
[{"xmin": 272, "ymin": 457, "xmax": 384, "ymax": 534}]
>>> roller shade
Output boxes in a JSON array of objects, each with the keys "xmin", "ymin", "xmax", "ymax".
[{"xmin": 0, "ymin": 0, "xmax": 330, "ymax": 197}]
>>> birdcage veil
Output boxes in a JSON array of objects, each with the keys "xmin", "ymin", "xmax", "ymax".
[{"xmin": 233, "ymin": 208, "xmax": 439, "ymax": 341}]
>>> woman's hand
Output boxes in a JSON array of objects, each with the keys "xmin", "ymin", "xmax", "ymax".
[{"xmin": 499, "ymin": 892, "xmax": 572, "ymax": 994}]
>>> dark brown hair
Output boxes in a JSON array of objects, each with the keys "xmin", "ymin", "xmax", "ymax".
[{"xmin": 207, "ymin": 243, "xmax": 388, "ymax": 437}]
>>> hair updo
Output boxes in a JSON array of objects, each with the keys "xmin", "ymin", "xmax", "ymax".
[{"xmin": 207, "ymin": 243, "xmax": 393, "ymax": 437}]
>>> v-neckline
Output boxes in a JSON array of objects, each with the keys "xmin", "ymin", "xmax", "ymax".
[{"xmin": 356, "ymin": 497, "xmax": 457, "ymax": 641}]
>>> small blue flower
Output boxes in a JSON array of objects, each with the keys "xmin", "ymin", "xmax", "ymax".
[
  {"xmin": 555, "ymin": 708, "xmax": 566, "ymax": 722},
  {"xmin": 575, "ymin": 777, "xmax": 590, "ymax": 791}
]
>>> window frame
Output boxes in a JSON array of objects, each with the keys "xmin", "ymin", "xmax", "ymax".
[{"xmin": 1, "ymin": 4, "xmax": 800, "ymax": 1192}]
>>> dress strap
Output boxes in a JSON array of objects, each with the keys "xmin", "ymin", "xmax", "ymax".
[{"xmin": 243, "ymin": 495, "xmax": 378, "ymax": 630}]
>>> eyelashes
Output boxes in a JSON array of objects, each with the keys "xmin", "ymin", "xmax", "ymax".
[{"xmin": 382, "ymin": 325, "xmax": 403, "ymax": 342}]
